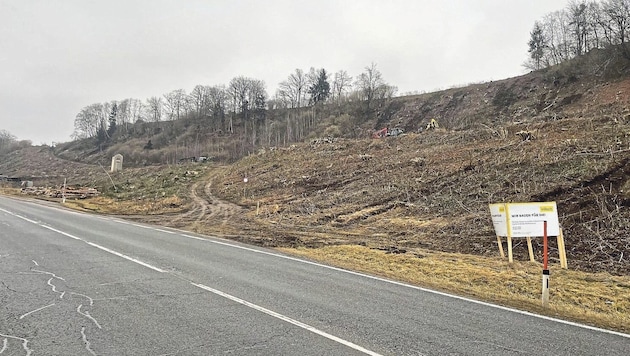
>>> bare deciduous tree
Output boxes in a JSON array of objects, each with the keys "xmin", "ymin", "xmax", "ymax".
[
  {"xmin": 531, "ymin": 0, "xmax": 630, "ymax": 68},
  {"xmin": 146, "ymin": 97, "xmax": 163, "ymax": 123},
  {"xmin": 164, "ymin": 89, "xmax": 188, "ymax": 120},
  {"xmin": 568, "ymin": 0, "xmax": 590, "ymax": 56},
  {"xmin": 332, "ymin": 70, "xmax": 353, "ymax": 102},
  {"xmin": 278, "ymin": 69, "xmax": 307, "ymax": 108},
  {"xmin": 0, "ymin": 129, "xmax": 17, "ymax": 152},
  {"xmin": 190, "ymin": 85, "xmax": 212, "ymax": 119},
  {"xmin": 601, "ymin": 0, "xmax": 630, "ymax": 56},
  {"xmin": 206, "ymin": 85, "xmax": 228, "ymax": 129},
  {"xmin": 73, "ymin": 103, "xmax": 107, "ymax": 139},
  {"xmin": 354, "ymin": 63, "xmax": 394, "ymax": 113},
  {"xmin": 228, "ymin": 76, "xmax": 252, "ymax": 115}
]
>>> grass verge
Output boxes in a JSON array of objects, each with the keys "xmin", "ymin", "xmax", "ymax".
[{"xmin": 62, "ymin": 196, "xmax": 186, "ymax": 215}]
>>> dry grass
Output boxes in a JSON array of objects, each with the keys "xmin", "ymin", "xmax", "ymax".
[
  {"xmin": 279, "ymin": 245, "xmax": 630, "ymax": 334},
  {"xmin": 63, "ymin": 195, "xmax": 186, "ymax": 215},
  {"xmin": 0, "ymin": 188, "xmax": 20, "ymax": 195}
]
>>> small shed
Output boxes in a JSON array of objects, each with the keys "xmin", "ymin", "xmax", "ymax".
[{"xmin": 111, "ymin": 154, "xmax": 123, "ymax": 172}]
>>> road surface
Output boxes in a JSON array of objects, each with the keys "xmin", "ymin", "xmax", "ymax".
[{"xmin": 0, "ymin": 195, "xmax": 628, "ymax": 355}]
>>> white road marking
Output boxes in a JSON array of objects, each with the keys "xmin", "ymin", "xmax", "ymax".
[
  {"xmin": 39, "ymin": 225, "xmax": 81, "ymax": 241},
  {"xmin": 154, "ymin": 228, "xmax": 175, "ymax": 234},
  {"xmin": 8, "ymin": 212, "xmax": 39, "ymax": 225},
  {"xmin": 42, "ymin": 225, "xmax": 165, "ymax": 272},
  {"xmin": 83, "ymin": 240, "xmax": 165, "ymax": 273},
  {"xmin": 192, "ymin": 283, "xmax": 383, "ymax": 356},
  {"xmin": 181, "ymin": 234, "xmax": 206, "ymax": 242},
  {"xmin": 128, "ymin": 222, "xmax": 154, "ymax": 230},
  {"xmin": 0, "ymin": 208, "xmax": 165, "ymax": 274},
  {"xmin": 19, "ymin": 304, "xmax": 56, "ymax": 320}
]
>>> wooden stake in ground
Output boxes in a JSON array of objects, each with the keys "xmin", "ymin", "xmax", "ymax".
[
  {"xmin": 526, "ymin": 236, "xmax": 535, "ymax": 262},
  {"xmin": 496, "ymin": 235, "xmax": 505, "ymax": 258},
  {"xmin": 505, "ymin": 204, "xmax": 514, "ymax": 263},
  {"xmin": 557, "ymin": 228, "xmax": 568, "ymax": 269}
]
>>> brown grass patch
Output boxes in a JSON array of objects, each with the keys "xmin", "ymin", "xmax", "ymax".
[
  {"xmin": 0, "ymin": 188, "xmax": 21, "ymax": 196},
  {"xmin": 63, "ymin": 195, "xmax": 186, "ymax": 215}
]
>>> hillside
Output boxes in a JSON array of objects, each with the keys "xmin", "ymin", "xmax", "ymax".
[
  {"xmin": 2, "ymin": 47, "xmax": 630, "ymax": 275},
  {"xmin": 200, "ymin": 114, "xmax": 629, "ymax": 274},
  {"xmin": 50, "ymin": 47, "xmax": 630, "ymax": 167}
]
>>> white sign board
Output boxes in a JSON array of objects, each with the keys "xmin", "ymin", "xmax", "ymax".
[{"xmin": 489, "ymin": 202, "xmax": 560, "ymax": 237}]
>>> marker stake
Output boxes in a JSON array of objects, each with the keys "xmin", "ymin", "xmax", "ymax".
[{"xmin": 542, "ymin": 220, "xmax": 550, "ymax": 307}]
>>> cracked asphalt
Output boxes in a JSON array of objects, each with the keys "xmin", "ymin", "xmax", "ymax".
[{"xmin": 0, "ymin": 195, "xmax": 628, "ymax": 355}]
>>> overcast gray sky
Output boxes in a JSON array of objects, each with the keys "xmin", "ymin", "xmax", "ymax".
[{"xmin": 1, "ymin": 0, "xmax": 568, "ymax": 144}]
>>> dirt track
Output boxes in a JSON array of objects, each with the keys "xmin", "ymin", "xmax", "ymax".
[{"xmin": 169, "ymin": 181, "xmax": 244, "ymax": 229}]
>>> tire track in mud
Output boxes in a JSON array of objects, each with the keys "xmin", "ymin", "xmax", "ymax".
[
  {"xmin": 165, "ymin": 181, "xmax": 243, "ymax": 228},
  {"xmin": 202, "ymin": 181, "xmax": 243, "ymax": 224}
]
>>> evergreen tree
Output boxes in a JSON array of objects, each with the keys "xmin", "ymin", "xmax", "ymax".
[
  {"xmin": 308, "ymin": 69, "xmax": 330, "ymax": 104},
  {"xmin": 528, "ymin": 22, "xmax": 547, "ymax": 70},
  {"xmin": 107, "ymin": 103, "xmax": 118, "ymax": 137}
]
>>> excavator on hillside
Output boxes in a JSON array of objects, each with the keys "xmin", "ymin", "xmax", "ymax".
[
  {"xmin": 416, "ymin": 118, "xmax": 440, "ymax": 133},
  {"xmin": 426, "ymin": 118, "xmax": 439, "ymax": 130}
]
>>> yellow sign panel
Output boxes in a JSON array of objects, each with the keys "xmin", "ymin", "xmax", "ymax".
[{"xmin": 540, "ymin": 205, "xmax": 554, "ymax": 213}]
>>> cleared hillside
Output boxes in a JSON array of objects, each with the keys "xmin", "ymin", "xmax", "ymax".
[
  {"xmin": 2, "ymin": 47, "xmax": 630, "ymax": 275},
  {"xmin": 197, "ymin": 113, "xmax": 629, "ymax": 275}
]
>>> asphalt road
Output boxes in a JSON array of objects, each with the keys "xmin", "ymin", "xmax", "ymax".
[{"xmin": 0, "ymin": 195, "xmax": 628, "ymax": 355}]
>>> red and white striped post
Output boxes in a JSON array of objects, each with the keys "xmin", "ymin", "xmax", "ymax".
[{"xmin": 542, "ymin": 220, "xmax": 550, "ymax": 307}]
